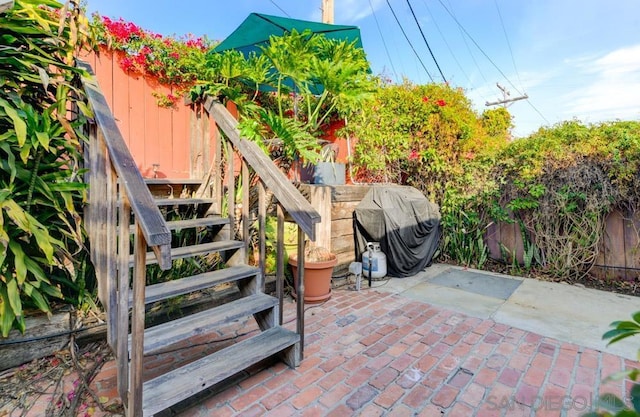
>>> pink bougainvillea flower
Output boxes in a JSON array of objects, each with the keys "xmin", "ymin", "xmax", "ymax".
[
  {"xmin": 119, "ymin": 56, "xmax": 134, "ymax": 72},
  {"xmin": 436, "ymin": 99, "xmax": 446, "ymax": 107}
]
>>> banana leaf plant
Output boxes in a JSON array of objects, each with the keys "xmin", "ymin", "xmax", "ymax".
[{"xmin": 0, "ymin": 0, "xmax": 93, "ymax": 336}]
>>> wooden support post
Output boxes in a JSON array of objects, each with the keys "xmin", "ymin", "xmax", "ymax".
[
  {"xmin": 242, "ymin": 160, "xmax": 250, "ymax": 261},
  {"xmin": 128, "ymin": 223, "xmax": 147, "ymax": 417},
  {"xmin": 308, "ymin": 185, "xmax": 332, "ymax": 251},
  {"xmin": 258, "ymin": 181, "xmax": 266, "ymax": 291},
  {"xmin": 296, "ymin": 227, "xmax": 306, "ymax": 362},
  {"xmin": 276, "ymin": 204, "xmax": 285, "ymax": 325},
  {"xmin": 226, "ymin": 142, "xmax": 235, "ymax": 229},
  {"xmin": 116, "ymin": 192, "xmax": 131, "ymax": 404},
  {"xmin": 105, "ymin": 164, "xmax": 118, "ymax": 350}
]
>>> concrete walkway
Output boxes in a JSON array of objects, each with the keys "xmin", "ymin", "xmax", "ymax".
[{"xmin": 379, "ymin": 263, "xmax": 640, "ymax": 361}]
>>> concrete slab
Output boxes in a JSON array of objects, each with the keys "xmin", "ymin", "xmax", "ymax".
[
  {"xmin": 428, "ymin": 268, "xmax": 522, "ymax": 300},
  {"xmin": 496, "ymin": 278, "xmax": 640, "ymax": 360},
  {"xmin": 374, "ymin": 264, "xmax": 640, "ymax": 361},
  {"xmin": 401, "ymin": 282, "xmax": 506, "ymax": 319}
]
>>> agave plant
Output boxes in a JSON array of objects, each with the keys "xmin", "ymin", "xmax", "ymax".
[{"xmin": 0, "ymin": 0, "xmax": 92, "ymax": 336}]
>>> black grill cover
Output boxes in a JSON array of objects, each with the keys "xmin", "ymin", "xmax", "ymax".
[{"xmin": 353, "ymin": 185, "xmax": 441, "ymax": 277}]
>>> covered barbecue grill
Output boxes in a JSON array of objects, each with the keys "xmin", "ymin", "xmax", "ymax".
[{"xmin": 353, "ymin": 185, "xmax": 441, "ymax": 278}]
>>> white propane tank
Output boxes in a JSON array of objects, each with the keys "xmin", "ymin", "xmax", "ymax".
[{"xmin": 362, "ymin": 242, "xmax": 387, "ymax": 279}]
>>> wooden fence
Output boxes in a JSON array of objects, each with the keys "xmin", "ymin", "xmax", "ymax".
[
  {"xmin": 486, "ymin": 209, "xmax": 640, "ymax": 281},
  {"xmin": 80, "ymin": 48, "xmax": 196, "ymax": 179}
]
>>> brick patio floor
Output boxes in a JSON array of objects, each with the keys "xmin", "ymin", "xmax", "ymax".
[
  {"xmin": 114, "ymin": 285, "xmax": 640, "ymax": 416},
  {"xmin": 3, "ymin": 284, "xmax": 638, "ymax": 416}
]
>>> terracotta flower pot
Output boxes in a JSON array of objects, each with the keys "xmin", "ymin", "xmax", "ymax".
[{"xmin": 288, "ymin": 255, "xmax": 337, "ymax": 304}]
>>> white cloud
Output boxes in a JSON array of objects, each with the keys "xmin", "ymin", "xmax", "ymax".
[
  {"xmin": 336, "ymin": 0, "xmax": 385, "ymax": 23},
  {"xmin": 561, "ymin": 44, "xmax": 640, "ymax": 123}
]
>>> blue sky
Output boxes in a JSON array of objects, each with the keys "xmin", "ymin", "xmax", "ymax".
[{"xmin": 86, "ymin": 0, "xmax": 640, "ymax": 137}]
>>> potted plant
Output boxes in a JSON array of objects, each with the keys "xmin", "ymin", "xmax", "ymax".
[
  {"xmin": 288, "ymin": 245, "xmax": 337, "ymax": 304},
  {"xmin": 313, "ymin": 142, "xmax": 346, "ymax": 185}
]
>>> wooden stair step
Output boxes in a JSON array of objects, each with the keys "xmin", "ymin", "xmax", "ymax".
[
  {"xmin": 153, "ymin": 197, "xmax": 214, "ymax": 206},
  {"xmin": 129, "ymin": 264, "xmax": 260, "ymax": 306},
  {"xmin": 138, "ymin": 292, "xmax": 277, "ymax": 355},
  {"xmin": 142, "ymin": 327, "xmax": 299, "ymax": 416},
  {"xmin": 129, "ymin": 216, "xmax": 228, "ymax": 234},
  {"xmin": 130, "ymin": 240, "xmax": 244, "ymax": 266},
  {"xmin": 144, "ymin": 178, "xmax": 203, "ymax": 186},
  {"xmin": 165, "ymin": 216, "xmax": 229, "ymax": 230}
]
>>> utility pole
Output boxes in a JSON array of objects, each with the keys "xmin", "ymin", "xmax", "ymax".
[
  {"xmin": 485, "ymin": 83, "xmax": 528, "ymax": 107},
  {"xmin": 322, "ymin": 0, "xmax": 334, "ymax": 24}
]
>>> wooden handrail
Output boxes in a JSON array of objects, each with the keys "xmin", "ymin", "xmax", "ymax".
[
  {"xmin": 77, "ymin": 61, "xmax": 172, "ymax": 268},
  {"xmin": 204, "ymin": 97, "xmax": 321, "ymax": 240}
]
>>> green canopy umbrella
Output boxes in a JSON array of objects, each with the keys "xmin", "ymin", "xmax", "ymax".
[
  {"xmin": 212, "ymin": 13, "xmax": 367, "ymax": 95},
  {"xmin": 212, "ymin": 12, "xmax": 364, "ymax": 56}
]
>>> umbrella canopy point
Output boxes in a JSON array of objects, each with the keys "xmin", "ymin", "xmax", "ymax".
[{"xmin": 213, "ymin": 13, "xmax": 364, "ymax": 56}]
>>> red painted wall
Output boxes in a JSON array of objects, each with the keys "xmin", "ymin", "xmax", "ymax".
[{"xmin": 80, "ymin": 48, "xmax": 192, "ymax": 178}]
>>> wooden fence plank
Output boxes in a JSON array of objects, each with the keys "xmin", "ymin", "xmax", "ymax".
[
  {"xmin": 605, "ymin": 210, "xmax": 626, "ymax": 279},
  {"xmin": 623, "ymin": 210, "xmax": 640, "ymax": 281},
  {"xmin": 171, "ymin": 96, "xmax": 190, "ymax": 178},
  {"xmin": 142, "ymin": 78, "xmax": 160, "ymax": 177},
  {"xmin": 111, "ymin": 53, "xmax": 131, "ymax": 150},
  {"xmin": 127, "ymin": 74, "xmax": 146, "ymax": 175}
]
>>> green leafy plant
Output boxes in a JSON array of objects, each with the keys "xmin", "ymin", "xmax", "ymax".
[
  {"xmin": 0, "ymin": 0, "xmax": 92, "ymax": 336},
  {"xmin": 345, "ymin": 80, "xmax": 508, "ymax": 206},
  {"xmin": 216, "ymin": 29, "xmax": 374, "ymax": 168},
  {"xmin": 582, "ymin": 312, "xmax": 640, "ymax": 416},
  {"xmin": 441, "ymin": 207, "xmax": 489, "ymax": 269}
]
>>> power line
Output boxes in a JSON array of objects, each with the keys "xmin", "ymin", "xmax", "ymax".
[
  {"xmin": 369, "ymin": 0, "xmax": 400, "ymax": 82},
  {"xmin": 406, "ymin": 0, "xmax": 447, "ymax": 83},
  {"xmin": 444, "ymin": 0, "xmax": 489, "ymax": 86},
  {"xmin": 269, "ymin": 0, "xmax": 291, "ymax": 17},
  {"xmin": 421, "ymin": 0, "xmax": 473, "ymax": 87},
  {"xmin": 526, "ymin": 100, "xmax": 550, "ymax": 124},
  {"xmin": 494, "ymin": 0, "xmax": 522, "ymax": 90},
  {"xmin": 385, "ymin": 0, "xmax": 434, "ymax": 82},
  {"xmin": 436, "ymin": 0, "xmax": 524, "ymax": 96}
]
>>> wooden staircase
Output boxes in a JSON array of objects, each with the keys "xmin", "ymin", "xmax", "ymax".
[{"xmin": 77, "ymin": 62, "xmax": 321, "ymax": 416}]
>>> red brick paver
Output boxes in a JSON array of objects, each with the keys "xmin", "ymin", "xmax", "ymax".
[{"xmin": 2, "ymin": 286, "xmax": 637, "ymax": 416}]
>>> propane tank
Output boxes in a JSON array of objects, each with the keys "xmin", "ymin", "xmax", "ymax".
[{"xmin": 362, "ymin": 242, "xmax": 387, "ymax": 279}]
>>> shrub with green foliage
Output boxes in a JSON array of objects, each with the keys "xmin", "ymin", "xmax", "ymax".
[
  {"xmin": 489, "ymin": 120, "xmax": 640, "ymax": 280},
  {"xmin": 345, "ymin": 81, "xmax": 510, "ymax": 268},
  {"xmin": 0, "ymin": 0, "xmax": 92, "ymax": 336},
  {"xmin": 345, "ymin": 81, "xmax": 508, "ymax": 208}
]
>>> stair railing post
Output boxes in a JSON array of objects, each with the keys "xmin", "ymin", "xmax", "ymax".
[
  {"xmin": 296, "ymin": 227, "xmax": 305, "ymax": 362},
  {"xmin": 258, "ymin": 181, "xmax": 266, "ymax": 291},
  {"xmin": 241, "ymin": 160, "xmax": 250, "ymax": 263},
  {"xmin": 276, "ymin": 204, "xmax": 285, "ymax": 325},
  {"xmin": 106, "ymin": 162, "xmax": 118, "ymax": 350},
  {"xmin": 116, "ymin": 190, "xmax": 131, "ymax": 404},
  {"xmin": 226, "ymin": 142, "xmax": 235, "ymax": 233},
  {"xmin": 128, "ymin": 222, "xmax": 147, "ymax": 417}
]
